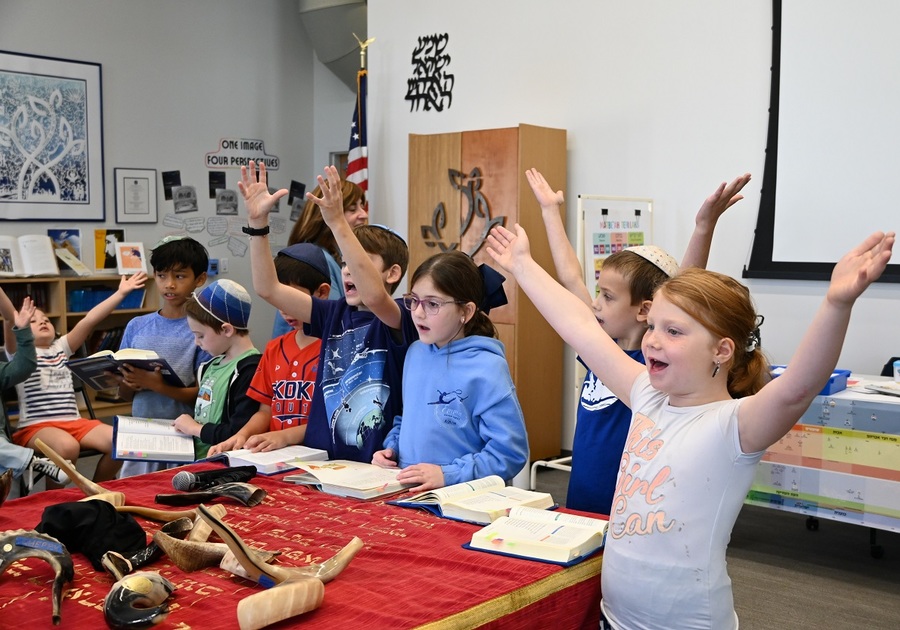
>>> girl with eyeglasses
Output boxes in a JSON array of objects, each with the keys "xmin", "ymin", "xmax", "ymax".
[{"xmin": 371, "ymin": 250, "xmax": 528, "ymax": 492}]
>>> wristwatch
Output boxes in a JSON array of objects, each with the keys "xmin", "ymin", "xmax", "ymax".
[{"xmin": 241, "ymin": 225, "xmax": 270, "ymax": 236}]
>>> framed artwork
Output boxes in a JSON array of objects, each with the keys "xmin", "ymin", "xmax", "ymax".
[
  {"xmin": 115, "ymin": 168, "xmax": 158, "ymax": 223},
  {"xmin": 0, "ymin": 50, "xmax": 104, "ymax": 221},
  {"xmin": 115, "ymin": 241, "xmax": 147, "ymax": 275}
]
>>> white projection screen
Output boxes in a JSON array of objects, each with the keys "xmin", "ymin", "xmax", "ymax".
[{"xmin": 745, "ymin": 0, "xmax": 900, "ymax": 282}]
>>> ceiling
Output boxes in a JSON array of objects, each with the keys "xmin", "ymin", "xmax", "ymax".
[{"xmin": 298, "ymin": 0, "xmax": 368, "ymax": 91}]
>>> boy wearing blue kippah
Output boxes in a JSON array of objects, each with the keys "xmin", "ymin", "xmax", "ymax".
[
  {"xmin": 209, "ymin": 243, "xmax": 331, "ymax": 455},
  {"xmin": 173, "ymin": 279, "xmax": 261, "ymax": 459}
]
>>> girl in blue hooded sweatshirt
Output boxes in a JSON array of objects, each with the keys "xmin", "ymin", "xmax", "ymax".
[{"xmin": 372, "ymin": 251, "xmax": 527, "ymax": 492}]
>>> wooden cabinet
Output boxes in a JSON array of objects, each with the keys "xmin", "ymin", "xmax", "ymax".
[
  {"xmin": 0, "ymin": 274, "xmax": 159, "ymax": 419},
  {"xmin": 408, "ymin": 124, "xmax": 567, "ymax": 461}
]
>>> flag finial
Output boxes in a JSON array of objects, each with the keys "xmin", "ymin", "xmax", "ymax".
[{"xmin": 353, "ymin": 33, "xmax": 376, "ymax": 70}]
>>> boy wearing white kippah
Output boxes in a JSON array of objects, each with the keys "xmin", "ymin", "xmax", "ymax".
[{"xmin": 173, "ymin": 279, "xmax": 261, "ymax": 459}]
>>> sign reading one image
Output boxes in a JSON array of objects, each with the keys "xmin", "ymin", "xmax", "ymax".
[{"xmin": 204, "ymin": 138, "xmax": 280, "ymax": 170}]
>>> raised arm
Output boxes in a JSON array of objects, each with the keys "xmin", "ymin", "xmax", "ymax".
[
  {"xmin": 525, "ymin": 168, "xmax": 593, "ymax": 306},
  {"xmin": 487, "ymin": 224, "xmax": 644, "ymax": 405},
  {"xmin": 239, "ymin": 161, "xmax": 314, "ymax": 323},
  {"xmin": 739, "ymin": 231, "xmax": 895, "ymax": 452},
  {"xmin": 681, "ymin": 173, "xmax": 751, "ymax": 269},
  {"xmin": 66, "ymin": 272, "xmax": 147, "ymax": 351},
  {"xmin": 1, "ymin": 296, "xmax": 36, "ymax": 366},
  {"xmin": 308, "ymin": 165, "xmax": 402, "ymax": 328},
  {"xmin": 0, "ymin": 285, "xmax": 17, "ymax": 354}
]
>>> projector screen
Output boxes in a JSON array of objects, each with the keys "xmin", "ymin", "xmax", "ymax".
[{"xmin": 744, "ymin": 0, "xmax": 900, "ymax": 282}]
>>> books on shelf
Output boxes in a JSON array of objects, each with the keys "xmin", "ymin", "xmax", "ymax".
[
  {"xmin": 66, "ymin": 348, "xmax": 185, "ymax": 390},
  {"xmin": 466, "ymin": 506, "xmax": 609, "ymax": 565},
  {"xmin": 0, "ymin": 234, "xmax": 60, "ymax": 277},
  {"xmin": 113, "ymin": 415, "xmax": 194, "ymax": 463},
  {"xmin": 206, "ymin": 444, "xmax": 329, "ymax": 475},
  {"xmin": 389, "ymin": 475, "xmax": 555, "ymax": 525},
  {"xmin": 283, "ymin": 460, "xmax": 413, "ymax": 500}
]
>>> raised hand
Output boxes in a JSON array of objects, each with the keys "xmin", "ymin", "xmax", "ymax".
[
  {"xmin": 486, "ymin": 223, "xmax": 533, "ymax": 276},
  {"xmin": 696, "ymin": 173, "xmax": 752, "ymax": 227},
  {"xmin": 305, "ymin": 165, "xmax": 345, "ymax": 227},
  {"xmin": 118, "ymin": 271, "xmax": 147, "ymax": 295},
  {"xmin": 827, "ymin": 231, "xmax": 895, "ymax": 306},
  {"xmin": 525, "ymin": 168, "xmax": 564, "ymax": 209},
  {"xmin": 13, "ymin": 296, "xmax": 35, "ymax": 330},
  {"xmin": 238, "ymin": 160, "xmax": 288, "ymax": 222}
]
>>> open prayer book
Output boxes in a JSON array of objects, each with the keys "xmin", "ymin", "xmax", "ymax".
[
  {"xmin": 67, "ymin": 348, "xmax": 184, "ymax": 390},
  {"xmin": 389, "ymin": 475, "xmax": 555, "ymax": 525},
  {"xmin": 283, "ymin": 460, "xmax": 413, "ymax": 500},
  {"xmin": 113, "ymin": 415, "xmax": 194, "ymax": 463},
  {"xmin": 466, "ymin": 506, "xmax": 609, "ymax": 565},
  {"xmin": 205, "ymin": 444, "xmax": 329, "ymax": 475}
]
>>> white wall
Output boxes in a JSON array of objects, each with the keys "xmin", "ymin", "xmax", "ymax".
[
  {"xmin": 1, "ymin": 0, "xmax": 353, "ymax": 349},
  {"xmin": 368, "ymin": 0, "xmax": 900, "ymax": 448}
]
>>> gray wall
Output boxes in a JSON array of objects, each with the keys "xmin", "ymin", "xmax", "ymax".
[{"xmin": 0, "ymin": 0, "xmax": 354, "ymax": 347}]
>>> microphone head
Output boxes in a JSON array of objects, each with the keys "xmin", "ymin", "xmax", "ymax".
[{"xmin": 172, "ymin": 470, "xmax": 198, "ymax": 491}]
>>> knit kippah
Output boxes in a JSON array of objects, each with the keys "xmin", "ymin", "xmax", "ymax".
[
  {"xmin": 193, "ymin": 279, "xmax": 252, "ymax": 329},
  {"xmin": 625, "ymin": 245, "xmax": 679, "ymax": 278}
]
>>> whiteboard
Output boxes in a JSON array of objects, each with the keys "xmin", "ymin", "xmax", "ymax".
[{"xmin": 577, "ymin": 195, "xmax": 653, "ymax": 298}]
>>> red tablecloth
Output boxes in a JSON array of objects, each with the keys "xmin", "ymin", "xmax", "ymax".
[{"xmin": 0, "ymin": 465, "xmax": 601, "ymax": 629}]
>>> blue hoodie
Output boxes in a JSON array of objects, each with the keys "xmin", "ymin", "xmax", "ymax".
[{"xmin": 383, "ymin": 335, "xmax": 528, "ymax": 486}]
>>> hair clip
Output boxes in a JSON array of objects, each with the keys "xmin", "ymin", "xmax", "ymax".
[
  {"xmin": 478, "ymin": 264, "xmax": 508, "ymax": 314},
  {"xmin": 746, "ymin": 314, "xmax": 765, "ymax": 352}
]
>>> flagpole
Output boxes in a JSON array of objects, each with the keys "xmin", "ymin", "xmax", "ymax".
[{"xmin": 353, "ymin": 33, "xmax": 375, "ymax": 71}]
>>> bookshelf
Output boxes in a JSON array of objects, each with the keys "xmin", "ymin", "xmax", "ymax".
[{"xmin": 0, "ymin": 274, "xmax": 159, "ymax": 419}]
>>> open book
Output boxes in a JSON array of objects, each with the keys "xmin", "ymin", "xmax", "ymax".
[
  {"xmin": 283, "ymin": 460, "xmax": 413, "ymax": 500},
  {"xmin": 113, "ymin": 415, "xmax": 194, "ymax": 463},
  {"xmin": 0, "ymin": 234, "xmax": 59, "ymax": 277},
  {"xmin": 467, "ymin": 506, "xmax": 609, "ymax": 565},
  {"xmin": 390, "ymin": 475, "xmax": 555, "ymax": 525},
  {"xmin": 66, "ymin": 348, "xmax": 185, "ymax": 390},
  {"xmin": 206, "ymin": 444, "xmax": 329, "ymax": 475}
]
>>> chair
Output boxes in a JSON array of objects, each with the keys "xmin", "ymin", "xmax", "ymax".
[{"xmin": 3, "ymin": 377, "xmax": 102, "ymax": 496}]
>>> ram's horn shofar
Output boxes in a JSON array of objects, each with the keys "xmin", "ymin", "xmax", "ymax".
[
  {"xmin": 35, "ymin": 438, "xmax": 107, "ymax": 496},
  {"xmin": 236, "ymin": 578, "xmax": 325, "ymax": 630},
  {"xmin": 155, "ymin": 482, "xmax": 267, "ymax": 507},
  {"xmin": 103, "ymin": 571, "xmax": 176, "ymax": 630},
  {"xmin": 0, "ymin": 529, "xmax": 74, "ymax": 625}
]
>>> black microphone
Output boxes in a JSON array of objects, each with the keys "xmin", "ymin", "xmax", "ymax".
[{"xmin": 172, "ymin": 466, "xmax": 258, "ymax": 492}]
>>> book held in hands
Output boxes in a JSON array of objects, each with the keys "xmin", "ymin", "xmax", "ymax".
[
  {"xmin": 283, "ymin": 460, "xmax": 413, "ymax": 500},
  {"xmin": 206, "ymin": 444, "xmax": 329, "ymax": 475},
  {"xmin": 390, "ymin": 475, "xmax": 555, "ymax": 525},
  {"xmin": 66, "ymin": 348, "xmax": 185, "ymax": 390},
  {"xmin": 113, "ymin": 415, "xmax": 194, "ymax": 463},
  {"xmin": 467, "ymin": 506, "xmax": 609, "ymax": 565}
]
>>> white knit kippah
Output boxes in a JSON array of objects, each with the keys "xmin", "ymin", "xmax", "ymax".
[{"xmin": 625, "ymin": 245, "xmax": 679, "ymax": 278}]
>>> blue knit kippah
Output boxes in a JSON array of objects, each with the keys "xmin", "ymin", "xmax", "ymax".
[
  {"xmin": 193, "ymin": 279, "xmax": 252, "ymax": 329},
  {"xmin": 278, "ymin": 243, "xmax": 330, "ymax": 278}
]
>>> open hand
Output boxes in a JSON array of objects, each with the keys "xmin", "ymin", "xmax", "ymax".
[
  {"xmin": 525, "ymin": 168, "xmax": 564, "ymax": 209},
  {"xmin": 305, "ymin": 165, "xmax": 345, "ymax": 227},
  {"xmin": 486, "ymin": 223, "xmax": 533, "ymax": 276},
  {"xmin": 696, "ymin": 173, "xmax": 752, "ymax": 228},
  {"xmin": 13, "ymin": 297, "xmax": 35, "ymax": 330},
  {"xmin": 244, "ymin": 432, "xmax": 291, "ymax": 452},
  {"xmin": 238, "ymin": 160, "xmax": 288, "ymax": 222},
  {"xmin": 118, "ymin": 271, "xmax": 148, "ymax": 295},
  {"xmin": 828, "ymin": 231, "xmax": 895, "ymax": 306}
]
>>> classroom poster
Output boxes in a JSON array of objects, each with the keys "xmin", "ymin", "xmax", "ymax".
[{"xmin": 94, "ymin": 228, "xmax": 125, "ymax": 272}]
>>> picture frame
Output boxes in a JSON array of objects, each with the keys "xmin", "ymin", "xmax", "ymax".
[
  {"xmin": 115, "ymin": 168, "xmax": 158, "ymax": 224},
  {"xmin": 115, "ymin": 241, "xmax": 147, "ymax": 275},
  {"xmin": 0, "ymin": 50, "xmax": 105, "ymax": 221}
]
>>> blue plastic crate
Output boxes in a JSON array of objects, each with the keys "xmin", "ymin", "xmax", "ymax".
[{"xmin": 770, "ymin": 365, "xmax": 851, "ymax": 396}]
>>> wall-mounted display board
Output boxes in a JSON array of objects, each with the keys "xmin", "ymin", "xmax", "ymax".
[{"xmin": 577, "ymin": 196, "xmax": 653, "ymax": 298}]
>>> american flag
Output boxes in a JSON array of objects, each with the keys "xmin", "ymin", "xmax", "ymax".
[{"xmin": 346, "ymin": 68, "xmax": 368, "ymax": 194}]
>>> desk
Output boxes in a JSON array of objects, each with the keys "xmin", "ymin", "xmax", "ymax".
[
  {"xmin": 746, "ymin": 380, "xmax": 900, "ymax": 534},
  {"xmin": 0, "ymin": 466, "xmax": 602, "ymax": 629}
]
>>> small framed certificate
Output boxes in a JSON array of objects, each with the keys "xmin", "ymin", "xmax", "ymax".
[{"xmin": 115, "ymin": 168, "xmax": 158, "ymax": 224}]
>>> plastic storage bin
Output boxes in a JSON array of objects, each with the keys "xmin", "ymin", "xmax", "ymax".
[{"xmin": 770, "ymin": 365, "xmax": 851, "ymax": 396}]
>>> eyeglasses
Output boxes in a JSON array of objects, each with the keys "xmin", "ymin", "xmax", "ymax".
[{"xmin": 402, "ymin": 294, "xmax": 464, "ymax": 316}]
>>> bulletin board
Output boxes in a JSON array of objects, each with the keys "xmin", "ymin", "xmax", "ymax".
[{"xmin": 577, "ymin": 195, "xmax": 653, "ymax": 297}]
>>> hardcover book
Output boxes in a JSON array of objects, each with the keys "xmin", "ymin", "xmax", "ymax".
[
  {"xmin": 113, "ymin": 415, "xmax": 194, "ymax": 463},
  {"xmin": 66, "ymin": 348, "xmax": 185, "ymax": 390}
]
